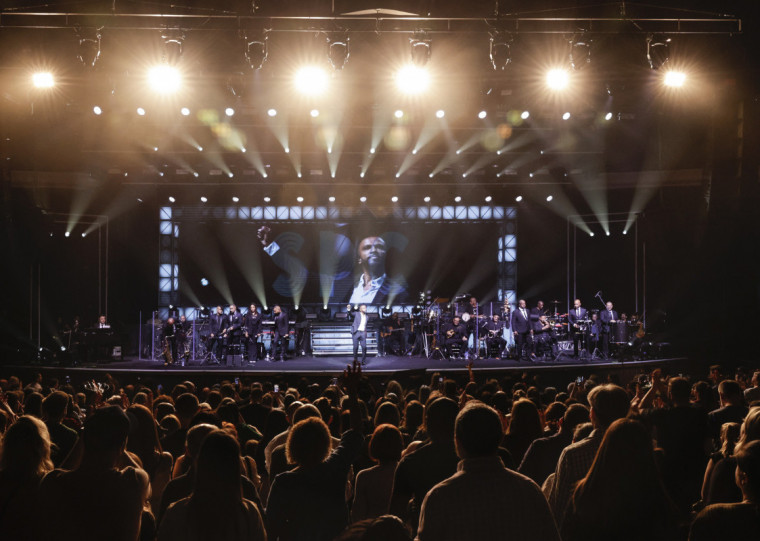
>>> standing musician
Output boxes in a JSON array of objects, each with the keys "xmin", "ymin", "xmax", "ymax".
[
  {"xmin": 351, "ymin": 304, "xmax": 369, "ymax": 365},
  {"xmin": 162, "ymin": 317, "xmax": 178, "ymax": 367},
  {"xmin": 271, "ymin": 305, "xmax": 289, "ymax": 362},
  {"xmin": 381, "ymin": 312, "xmax": 404, "ymax": 356},
  {"xmin": 207, "ymin": 305, "xmax": 227, "ymax": 364},
  {"xmin": 568, "ymin": 299, "xmax": 588, "ymax": 357},
  {"xmin": 588, "ymin": 313, "xmax": 601, "ymax": 354},
  {"xmin": 483, "ymin": 314, "xmax": 507, "ymax": 358},
  {"xmin": 244, "ymin": 304, "xmax": 263, "ymax": 364},
  {"xmin": 464, "ymin": 296, "xmax": 483, "ymax": 355},
  {"xmin": 442, "ymin": 315, "xmax": 468, "ymax": 359},
  {"xmin": 599, "ymin": 301, "xmax": 619, "ymax": 358},
  {"xmin": 224, "ymin": 304, "xmax": 244, "ymax": 364},
  {"xmin": 176, "ymin": 315, "xmax": 190, "ymax": 365},
  {"xmin": 511, "ymin": 299, "xmax": 533, "ymax": 361}
]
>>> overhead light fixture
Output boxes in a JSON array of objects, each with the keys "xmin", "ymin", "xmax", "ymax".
[
  {"xmin": 147, "ymin": 65, "xmax": 181, "ymax": 94},
  {"xmin": 296, "ymin": 196, "xmax": 304, "ymax": 202},
  {"xmin": 310, "ymin": 109, "xmax": 320, "ymax": 118},
  {"xmin": 605, "ymin": 112, "xmax": 613, "ymax": 120},
  {"xmin": 267, "ymin": 108, "xmax": 277, "ymax": 117},
  {"xmin": 485, "ymin": 195, "xmax": 492, "ymax": 202},
  {"xmin": 244, "ymin": 32, "xmax": 268, "ymax": 70},
  {"xmin": 327, "ymin": 35, "xmax": 350, "ymax": 70},
  {"xmin": 76, "ymin": 27, "xmax": 102, "ymax": 69},
  {"xmin": 394, "ymin": 110, "xmax": 404, "ymax": 119},
  {"xmin": 168, "ymin": 196, "xmax": 176, "ymax": 203},
  {"xmin": 391, "ymin": 196, "xmax": 399, "ymax": 203},
  {"xmin": 521, "ymin": 110, "xmax": 530, "ymax": 120},
  {"xmin": 489, "ymin": 31, "xmax": 513, "ymax": 71},
  {"xmin": 562, "ymin": 112, "xmax": 571, "ymax": 120},
  {"xmin": 546, "ymin": 195, "xmax": 553, "ymax": 202},
  {"xmin": 136, "ymin": 107, "xmax": 146, "ymax": 116},
  {"xmin": 663, "ymin": 71, "xmax": 686, "ymax": 88},
  {"xmin": 410, "ymin": 32, "xmax": 431, "ymax": 66},
  {"xmin": 160, "ymin": 30, "xmax": 185, "ymax": 66},
  {"xmin": 423, "ymin": 196, "xmax": 431, "ymax": 202},
  {"xmin": 569, "ymin": 32, "xmax": 592, "ymax": 70},
  {"xmin": 454, "ymin": 196, "xmax": 462, "ymax": 202},
  {"xmin": 515, "ymin": 195, "xmax": 523, "ymax": 202},
  {"xmin": 478, "ymin": 110, "xmax": 487, "ymax": 119},
  {"xmin": 546, "ymin": 69, "xmax": 569, "ymax": 90},
  {"xmin": 200, "ymin": 196, "xmax": 208, "ymax": 203},
  {"xmin": 395, "ymin": 64, "xmax": 430, "ymax": 94},
  {"xmin": 359, "ymin": 196, "xmax": 367, "ymax": 203},
  {"xmin": 647, "ymin": 34, "xmax": 671, "ymax": 70},
  {"xmin": 295, "ymin": 66, "xmax": 328, "ymax": 96},
  {"xmin": 436, "ymin": 109, "xmax": 445, "ymax": 118},
  {"xmin": 263, "ymin": 196, "xmax": 271, "ymax": 202},
  {"xmin": 232, "ymin": 196, "xmax": 239, "ymax": 202},
  {"xmin": 328, "ymin": 196, "xmax": 336, "ymax": 202},
  {"xmin": 93, "ymin": 106, "xmax": 102, "ymax": 115},
  {"xmin": 180, "ymin": 107, "xmax": 190, "ymax": 116},
  {"xmin": 31, "ymin": 72, "xmax": 54, "ymax": 89},
  {"xmin": 225, "ymin": 107, "xmax": 235, "ymax": 117}
]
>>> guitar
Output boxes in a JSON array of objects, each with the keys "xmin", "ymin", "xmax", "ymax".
[{"xmin": 380, "ymin": 327, "xmax": 405, "ymax": 338}]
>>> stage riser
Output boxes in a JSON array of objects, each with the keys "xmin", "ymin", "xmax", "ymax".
[{"xmin": 311, "ymin": 324, "xmax": 378, "ymax": 356}]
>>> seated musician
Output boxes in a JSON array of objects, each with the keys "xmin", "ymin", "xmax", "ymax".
[
  {"xmin": 96, "ymin": 315, "xmax": 110, "ymax": 329},
  {"xmin": 162, "ymin": 317, "xmax": 178, "ymax": 366},
  {"xmin": 381, "ymin": 312, "xmax": 404, "ymax": 356},
  {"xmin": 483, "ymin": 314, "xmax": 507, "ymax": 358},
  {"xmin": 532, "ymin": 314, "xmax": 553, "ymax": 359},
  {"xmin": 588, "ymin": 313, "xmax": 601, "ymax": 353},
  {"xmin": 442, "ymin": 315, "xmax": 468, "ymax": 358}
]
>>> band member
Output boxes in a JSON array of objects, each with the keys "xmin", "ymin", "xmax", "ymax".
[
  {"xmin": 351, "ymin": 304, "xmax": 369, "ymax": 365},
  {"xmin": 464, "ymin": 296, "xmax": 483, "ymax": 351},
  {"xmin": 381, "ymin": 312, "xmax": 404, "ymax": 356},
  {"xmin": 442, "ymin": 315, "xmax": 468, "ymax": 359},
  {"xmin": 599, "ymin": 301, "xmax": 619, "ymax": 357},
  {"xmin": 568, "ymin": 299, "xmax": 588, "ymax": 357},
  {"xmin": 96, "ymin": 315, "xmax": 110, "ymax": 329},
  {"xmin": 511, "ymin": 299, "xmax": 533, "ymax": 361},
  {"xmin": 176, "ymin": 315, "xmax": 190, "ymax": 364},
  {"xmin": 483, "ymin": 314, "xmax": 507, "ymax": 358},
  {"xmin": 531, "ymin": 301, "xmax": 553, "ymax": 359},
  {"xmin": 224, "ymin": 304, "xmax": 243, "ymax": 365},
  {"xmin": 207, "ymin": 305, "xmax": 227, "ymax": 364},
  {"xmin": 271, "ymin": 305, "xmax": 289, "ymax": 362},
  {"xmin": 244, "ymin": 304, "xmax": 263, "ymax": 363},
  {"xmin": 588, "ymin": 313, "xmax": 601, "ymax": 354},
  {"xmin": 162, "ymin": 317, "xmax": 178, "ymax": 366}
]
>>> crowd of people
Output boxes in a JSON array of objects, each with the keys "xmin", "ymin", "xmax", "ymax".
[{"xmin": 0, "ymin": 363, "xmax": 759, "ymax": 541}]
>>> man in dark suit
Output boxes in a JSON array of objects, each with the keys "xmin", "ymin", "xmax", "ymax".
[
  {"xmin": 567, "ymin": 299, "xmax": 588, "ymax": 357},
  {"xmin": 224, "ymin": 304, "xmax": 243, "ymax": 365},
  {"xmin": 271, "ymin": 305, "xmax": 289, "ymax": 362},
  {"xmin": 244, "ymin": 304, "xmax": 263, "ymax": 363},
  {"xmin": 351, "ymin": 304, "xmax": 369, "ymax": 365},
  {"xmin": 206, "ymin": 305, "xmax": 227, "ymax": 364},
  {"xmin": 599, "ymin": 301, "xmax": 619, "ymax": 358},
  {"xmin": 511, "ymin": 299, "xmax": 533, "ymax": 361}
]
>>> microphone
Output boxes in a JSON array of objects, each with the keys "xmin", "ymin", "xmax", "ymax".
[{"xmin": 595, "ymin": 291, "xmax": 602, "ymax": 297}]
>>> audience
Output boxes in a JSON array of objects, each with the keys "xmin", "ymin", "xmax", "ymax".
[
  {"xmin": 352, "ymin": 424, "xmax": 404, "ymax": 522},
  {"xmin": 502, "ymin": 398, "xmax": 544, "ymax": 465}
]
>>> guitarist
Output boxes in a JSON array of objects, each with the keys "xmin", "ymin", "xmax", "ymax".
[
  {"xmin": 442, "ymin": 315, "xmax": 468, "ymax": 358},
  {"xmin": 206, "ymin": 305, "xmax": 227, "ymax": 364},
  {"xmin": 380, "ymin": 312, "xmax": 404, "ymax": 356},
  {"xmin": 484, "ymin": 314, "xmax": 507, "ymax": 358}
]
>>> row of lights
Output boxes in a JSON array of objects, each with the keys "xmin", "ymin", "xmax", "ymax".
[{"xmin": 166, "ymin": 194, "xmax": 541, "ymax": 204}]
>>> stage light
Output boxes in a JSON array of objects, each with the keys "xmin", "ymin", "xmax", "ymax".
[
  {"xmin": 310, "ymin": 109, "xmax": 320, "ymax": 118},
  {"xmin": 327, "ymin": 36, "xmax": 350, "ymax": 70},
  {"xmin": 546, "ymin": 68, "xmax": 569, "ymax": 90},
  {"xmin": 489, "ymin": 31, "xmax": 513, "ymax": 70},
  {"xmin": 370, "ymin": 148, "xmax": 376, "ymax": 154},
  {"xmin": 160, "ymin": 31, "xmax": 184, "ymax": 65},
  {"xmin": 521, "ymin": 110, "xmax": 530, "ymax": 120},
  {"xmin": 193, "ymin": 172, "xmax": 199, "ymax": 177},
  {"xmin": 546, "ymin": 195, "xmax": 553, "ymax": 202},
  {"xmin": 93, "ymin": 106, "xmax": 102, "ymax": 115},
  {"xmin": 462, "ymin": 173, "xmax": 467, "ymax": 178},
  {"xmin": 244, "ymin": 33, "xmax": 268, "ymax": 70},
  {"xmin": 454, "ymin": 196, "xmax": 462, "ymax": 202},
  {"xmin": 295, "ymin": 66, "xmax": 328, "ymax": 96},
  {"xmin": 329, "ymin": 196, "xmax": 336, "ymax": 202},
  {"xmin": 569, "ymin": 33, "xmax": 592, "ymax": 70},
  {"xmin": 647, "ymin": 34, "xmax": 671, "ymax": 70},
  {"xmin": 200, "ymin": 277, "xmax": 209, "ymax": 286},
  {"xmin": 158, "ymin": 172, "xmax": 164, "ymax": 177},
  {"xmin": 436, "ymin": 109, "xmax": 445, "ymax": 118},
  {"xmin": 515, "ymin": 195, "xmax": 523, "ymax": 202},
  {"xmin": 359, "ymin": 196, "xmax": 367, "ymax": 203},
  {"xmin": 424, "ymin": 196, "xmax": 431, "ymax": 202},
  {"xmin": 285, "ymin": 147, "xmax": 290, "ymax": 153},
  {"xmin": 297, "ymin": 172, "xmax": 302, "ymax": 178},
  {"xmin": 296, "ymin": 196, "xmax": 304, "ymax": 202},
  {"xmin": 225, "ymin": 107, "xmax": 235, "ymax": 117},
  {"xmin": 32, "ymin": 72, "xmax": 54, "ymax": 88},
  {"xmin": 180, "ymin": 107, "xmax": 190, "ymax": 116},
  {"xmin": 606, "ymin": 231, "xmax": 611, "ymax": 236},
  {"xmin": 267, "ymin": 108, "xmax": 277, "ymax": 117},
  {"xmin": 395, "ymin": 64, "xmax": 430, "ymax": 94},
  {"xmin": 663, "ymin": 71, "xmax": 686, "ymax": 88},
  {"xmin": 410, "ymin": 34, "xmax": 431, "ymax": 66},
  {"xmin": 590, "ymin": 232, "xmax": 595, "ymax": 237},
  {"xmin": 81, "ymin": 233, "xmax": 87, "ymax": 238},
  {"xmin": 154, "ymin": 147, "xmax": 159, "ymax": 151},
  {"xmin": 168, "ymin": 196, "xmax": 176, "ymax": 203},
  {"xmin": 147, "ymin": 65, "xmax": 181, "ymax": 94},
  {"xmin": 478, "ymin": 110, "xmax": 487, "ymax": 119},
  {"xmin": 562, "ymin": 112, "xmax": 571, "ymax": 120},
  {"xmin": 391, "ymin": 196, "xmax": 399, "ymax": 202},
  {"xmin": 76, "ymin": 28, "xmax": 102, "ymax": 69},
  {"xmin": 263, "ymin": 196, "xmax": 271, "ymax": 202},
  {"xmin": 412, "ymin": 149, "xmax": 418, "ymax": 155},
  {"xmin": 200, "ymin": 196, "xmax": 208, "ymax": 203},
  {"xmin": 394, "ymin": 109, "xmax": 404, "ymax": 119},
  {"xmin": 428, "ymin": 173, "xmax": 434, "ymax": 178},
  {"xmin": 64, "ymin": 231, "xmax": 71, "ymax": 238},
  {"xmin": 227, "ymin": 172, "xmax": 234, "ymax": 178},
  {"xmin": 485, "ymin": 195, "xmax": 492, "ymax": 202},
  {"xmin": 137, "ymin": 107, "xmax": 146, "ymax": 116},
  {"xmin": 395, "ymin": 173, "xmax": 401, "ymax": 178},
  {"xmin": 232, "ymin": 196, "xmax": 239, "ymax": 203},
  {"xmin": 360, "ymin": 172, "xmax": 365, "ymax": 178},
  {"xmin": 623, "ymin": 229, "xmax": 628, "ymax": 235},
  {"xmin": 605, "ymin": 112, "xmax": 613, "ymax": 120}
]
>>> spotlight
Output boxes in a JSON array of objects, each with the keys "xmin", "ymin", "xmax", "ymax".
[
  {"xmin": 193, "ymin": 172, "xmax": 199, "ymax": 178},
  {"xmin": 244, "ymin": 33, "xmax": 268, "ymax": 70},
  {"xmin": 412, "ymin": 149, "xmax": 418, "ymax": 155},
  {"xmin": 623, "ymin": 230, "xmax": 628, "ymax": 235},
  {"xmin": 297, "ymin": 172, "xmax": 302, "ymax": 178},
  {"xmin": 569, "ymin": 33, "xmax": 592, "ymax": 70},
  {"xmin": 225, "ymin": 107, "xmax": 235, "ymax": 117},
  {"xmin": 647, "ymin": 34, "xmax": 671, "ymax": 70},
  {"xmin": 410, "ymin": 34, "xmax": 431, "ymax": 66},
  {"xmin": 546, "ymin": 195, "xmax": 553, "ymax": 202},
  {"xmin": 241, "ymin": 148, "xmax": 246, "ymax": 153},
  {"xmin": 489, "ymin": 31, "xmax": 513, "ymax": 70},
  {"xmin": 198, "ymin": 146, "xmax": 203, "ymax": 152},
  {"xmin": 395, "ymin": 173, "xmax": 401, "ymax": 178},
  {"xmin": 562, "ymin": 112, "xmax": 571, "ymax": 120},
  {"xmin": 32, "ymin": 72, "xmax": 54, "ymax": 88},
  {"xmin": 200, "ymin": 277, "xmax": 209, "ymax": 286},
  {"xmin": 424, "ymin": 196, "xmax": 431, "ymax": 202},
  {"xmin": 663, "ymin": 71, "xmax": 686, "ymax": 88},
  {"xmin": 169, "ymin": 196, "xmax": 176, "ymax": 203},
  {"xmin": 310, "ymin": 109, "xmax": 320, "ymax": 118},
  {"xmin": 93, "ymin": 106, "xmax": 102, "ymax": 115},
  {"xmin": 76, "ymin": 28, "xmax": 102, "ymax": 69},
  {"xmin": 478, "ymin": 110, "xmax": 487, "ymax": 119},
  {"xmin": 180, "ymin": 107, "xmax": 190, "ymax": 116},
  {"xmin": 81, "ymin": 233, "xmax": 87, "ymax": 238},
  {"xmin": 485, "ymin": 195, "xmax": 492, "ymax": 202},
  {"xmin": 296, "ymin": 196, "xmax": 304, "ymax": 202},
  {"xmin": 395, "ymin": 64, "xmax": 430, "ymax": 94},
  {"xmin": 546, "ymin": 69, "xmax": 569, "ymax": 90},
  {"xmin": 267, "ymin": 108, "xmax": 277, "ymax": 117},
  {"xmin": 590, "ymin": 232, "xmax": 595, "ymax": 237},
  {"xmin": 285, "ymin": 147, "xmax": 290, "ymax": 153},
  {"xmin": 391, "ymin": 196, "xmax": 399, "ymax": 203},
  {"xmin": 521, "ymin": 110, "xmax": 530, "ymax": 120},
  {"xmin": 137, "ymin": 107, "xmax": 146, "ymax": 116},
  {"xmin": 263, "ymin": 196, "xmax": 271, "ymax": 202},
  {"xmin": 64, "ymin": 231, "xmax": 71, "ymax": 238},
  {"xmin": 370, "ymin": 148, "xmax": 376, "ymax": 154},
  {"xmin": 327, "ymin": 36, "xmax": 350, "ymax": 70},
  {"xmin": 227, "ymin": 172, "xmax": 234, "ymax": 178},
  {"xmin": 515, "ymin": 195, "xmax": 523, "ymax": 202},
  {"xmin": 606, "ymin": 231, "xmax": 611, "ymax": 236},
  {"xmin": 454, "ymin": 196, "xmax": 462, "ymax": 202},
  {"xmin": 160, "ymin": 31, "xmax": 184, "ymax": 65},
  {"xmin": 436, "ymin": 109, "xmax": 445, "ymax": 118},
  {"xmin": 428, "ymin": 173, "xmax": 434, "ymax": 178},
  {"xmin": 232, "ymin": 196, "xmax": 239, "ymax": 202},
  {"xmin": 147, "ymin": 65, "xmax": 181, "ymax": 94},
  {"xmin": 360, "ymin": 196, "xmax": 367, "ymax": 203},
  {"xmin": 328, "ymin": 196, "xmax": 336, "ymax": 202},
  {"xmin": 360, "ymin": 172, "xmax": 365, "ymax": 178},
  {"xmin": 394, "ymin": 109, "xmax": 404, "ymax": 119},
  {"xmin": 153, "ymin": 147, "xmax": 159, "ymax": 151},
  {"xmin": 200, "ymin": 196, "xmax": 208, "ymax": 203},
  {"xmin": 605, "ymin": 112, "xmax": 613, "ymax": 120},
  {"xmin": 294, "ymin": 66, "xmax": 328, "ymax": 96}
]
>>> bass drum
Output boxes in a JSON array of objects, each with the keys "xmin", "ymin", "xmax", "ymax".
[{"xmin": 612, "ymin": 321, "xmax": 630, "ymax": 343}]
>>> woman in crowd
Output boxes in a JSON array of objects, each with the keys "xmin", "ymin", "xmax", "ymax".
[
  {"xmin": 127, "ymin": 404, "xmax": 173, "ymax": 510},
  {"xmin": 502, "ymin": 398, "xmax": 543, "ymax": 464},
  {"xmin": 352, "ymin": 424, "xmax": 405, "ymax": 522}
]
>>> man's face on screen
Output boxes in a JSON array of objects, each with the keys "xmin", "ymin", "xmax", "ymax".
[{"xmin": 358, "ymin": 236, "xmax": 386, "ymax": 274}]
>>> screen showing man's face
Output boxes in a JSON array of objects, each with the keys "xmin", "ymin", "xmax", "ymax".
[{"xmin": 358, "ymin": 237, "xmax": 386, "ymax": 274}]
